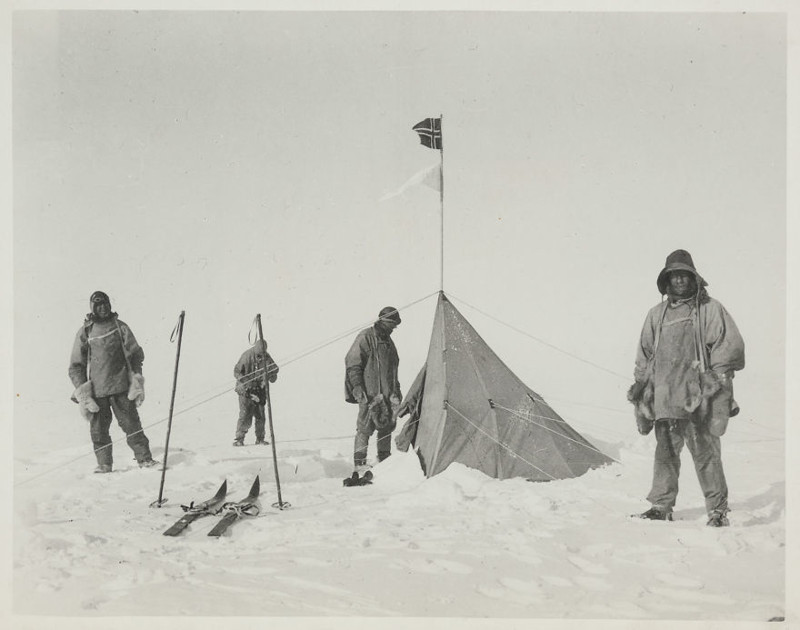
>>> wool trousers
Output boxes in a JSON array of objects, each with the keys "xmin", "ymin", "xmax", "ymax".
[
  {"xmin": 235, "ymin": 395, "xmax": 266, "ymax": 441},
  {"xmin": 647, "ymin": 417, "xmax": 728, "ymax": 515},
  {"xmin": 354, "ymin": 401, "xmax": 393, "ymax": 466},
  {"xmin": 90, "ymin": 393, "xmax": 152, "ymax": 465}
]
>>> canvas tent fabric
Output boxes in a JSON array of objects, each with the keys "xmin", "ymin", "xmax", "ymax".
[{"xmin": 396, "ymin": 293, "xmax": 613, "ymax": 481}]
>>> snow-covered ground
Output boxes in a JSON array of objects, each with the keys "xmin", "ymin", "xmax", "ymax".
[
  {"xmin": 12, "ymin": 399, "xmax": 784, "ymax": 622},
  {"xmin": 8, "ymin": 8, "xmax": 791, "ymax": 627}
]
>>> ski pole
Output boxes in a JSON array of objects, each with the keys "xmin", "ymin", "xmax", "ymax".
[
  {"xmin": 151, "ymin": 310, "xmax": 185, "ymax": 508},
  {"xmin": 256, "ymin": 313, "xmax": 290, "ymax": 509}
]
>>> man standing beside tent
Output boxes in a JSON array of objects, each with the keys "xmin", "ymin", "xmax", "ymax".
[
  {"xmin": 344, "ymin": 306, "xmax": 403, "ymax": 469},
  {"xmin": 628, "ymin": 250, "xmax": 745, "ymax": 527},
  {"xmin": 232, "ymin": 339, "xmax": 279, "ymax": 446},
  {"xmin": 68, "ymin": 291, "xmax": 158, "ymax": 473}
]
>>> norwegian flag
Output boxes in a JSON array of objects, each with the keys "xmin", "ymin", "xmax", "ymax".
[{"xmin": 412, "ymin": 117, "xmax": 442, "ymax": 150}]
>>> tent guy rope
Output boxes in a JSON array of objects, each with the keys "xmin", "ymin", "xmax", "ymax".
[
  {"xmin": 19, "ymin": 289, "xmax": 759, "ymax": 486},
  {"xmin": 490, "ymin": 401, "xmax": 621, "ymax": 464},
  {"xmin": 447, "ymin": 292, "xmax": 631, "ymax": 381}
]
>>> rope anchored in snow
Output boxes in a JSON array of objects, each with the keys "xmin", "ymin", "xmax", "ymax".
[
  {"xmin": 490, "ymin": 401, "xmax": 620, "ymax": 463},
  {"xmin": 447, "ymin": 292, "xmax": 631, "ymax": 381},
  {"xmin": 16, "ymin": 290, "xmax": 763, "ymax": 488},
  {"xmin": 15, "ymin": 298, "xmax": 436, "ymax": 488},
  {"xmin": 445, "ymin": 402, "xmax": 557, "ymax": 481}
]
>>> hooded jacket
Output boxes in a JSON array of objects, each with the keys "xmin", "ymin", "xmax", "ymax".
[
  {"xmin": 344, "ymin": 324, "xmax": 401, "ymax": 404},
  {"xmin": 634, "ymin": 294, "xmax": 745, "ymax": 421},
  {"xmin": 234, "ymin": 344, "xmax": 278, "ymax": 396},
  {"xmin": 68, "ymin": 316, "xmax": 143, "ymax": 398}
]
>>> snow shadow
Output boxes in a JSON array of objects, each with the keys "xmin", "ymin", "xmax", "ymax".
[{"xmin": 673, "ymin": 480, "xmax": 784, "ymax": 526}]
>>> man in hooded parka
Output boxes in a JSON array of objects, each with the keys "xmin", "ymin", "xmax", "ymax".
[
  {"xmin": 68, "ymin": 291, "xmax": 157, "ymax": 473},
  {"xmin": 344, "ymin": 306, "xmax": 403, "ymax": 468},
  {"xmin": 628, "ymin": 250, "xmax": 745, "ymax": 527},
  {"xmin": 232, "ymin": 339, "xmax": 279, "ymax": 446}
]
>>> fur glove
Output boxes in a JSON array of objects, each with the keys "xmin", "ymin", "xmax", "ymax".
[
  {"xmin": 72, "ymin": 381, "xmax": 99, "ymax": 421},
  {"xmin": 128, "ymin": 373, "xmax": 146, "ymax": 407},
  {"xmin": 682, "ymin": 368, "xmax": 738, "ymax": 437},
  {"xmin": 352, "ymin": 385, "xmax": 367, "ymax": 404},
  {"xmin": 368, "ymin": 394, "xmax": 396, "ymax": 431},
  {"xmin": 627, "ymin": 379, "xmax": 655, "ymax": 436},
  {"xmin": 389, "ymin": 394, "xmax": 401, "ymax": 420},
  {"xmin": 626, "ymin": 380, "xmax": 647, "ymax": 404},
  {"xmin": 694, "ymin": 370, "xmax": 736, "ymax": 437}
]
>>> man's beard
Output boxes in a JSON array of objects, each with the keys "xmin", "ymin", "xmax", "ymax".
[{"xmin": 668, "ymin": 286, "xmax": 697, "ymax": 301}]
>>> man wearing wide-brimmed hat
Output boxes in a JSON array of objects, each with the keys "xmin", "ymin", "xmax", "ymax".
[
  {"xmin": 344, "ymin": 306, "xmax": 403, "ymax": 469},
  {"xmin": 627, "ymin": 250, "xmax": 745, "ymax": 527}
]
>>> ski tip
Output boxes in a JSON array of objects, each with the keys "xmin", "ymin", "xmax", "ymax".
[{"xmin": 250, "ymin": 475, "xmax": 260, "ymax": 495}]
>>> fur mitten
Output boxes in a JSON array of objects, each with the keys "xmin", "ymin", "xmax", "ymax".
[
  {"xmin": 684, "ymin": 364, "xmax": 720, "ymax": 415},
  {"xmin": 72, "ymin": 381, "xmax": 99, "ymax": 420},
  {"xmin": 697, "ymin": 370, "xmax": 722, "ymax": 417},
  {"xmin": 128, "ymin": 373, "xmax": 145, "ymax": 407},
  {"xmin": 684, "ymin": 369, "xmax": 737, "ymax": 437},
  {"xmin": 704, "ymin": 371, "xmax": 735, "ymax": 437},
  {"xmin": 389, "ymin": 394, "xmax": 401, "ymax": 421},
  {"xmin": 627, "ymin": 379, "xmax": 655, "ymax": 436},
  {"xmin": 368, "ymin": 394, "xmax": 396, "ymax": 431}
]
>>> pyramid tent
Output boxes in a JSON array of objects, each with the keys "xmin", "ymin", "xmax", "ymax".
[{"xmin": 395, "ymin": 293, "xmax": 614, "ymax": 480}]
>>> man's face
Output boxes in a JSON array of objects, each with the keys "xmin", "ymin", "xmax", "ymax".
[
  {"xmin": 668, "ymin": 271, "xmax": 695, "ymax": 298},
  {"xmin": 93, "ymin": 300, "xmax": 111, "ymax": 319},
  {"xmin": 378, "ymin": 320, "xmax": 398, "ymax": 335}
]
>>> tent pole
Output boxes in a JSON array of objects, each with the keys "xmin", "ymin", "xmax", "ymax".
[{"xmin": 439, "ymin": 113, "xmax": 445, "ymax": 292}]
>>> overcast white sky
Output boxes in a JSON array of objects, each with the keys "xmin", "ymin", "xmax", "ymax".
[
  {"xmin": 10, "ymin": 8, "xmax": 788, "ymax": 439},
  {"xmin": 3, "ymin": 1, "xmax": 799, "ymax": 626}
]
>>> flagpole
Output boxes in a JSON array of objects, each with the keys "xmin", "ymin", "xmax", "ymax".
[{"xmin": 439, "ymin": 113, "xmax": 444, "ymax": 292}]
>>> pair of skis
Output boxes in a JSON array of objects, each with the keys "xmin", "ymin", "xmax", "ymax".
[{"xmin": 162, "ymin": 476, "xmax": 260, "ymax": 537}]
